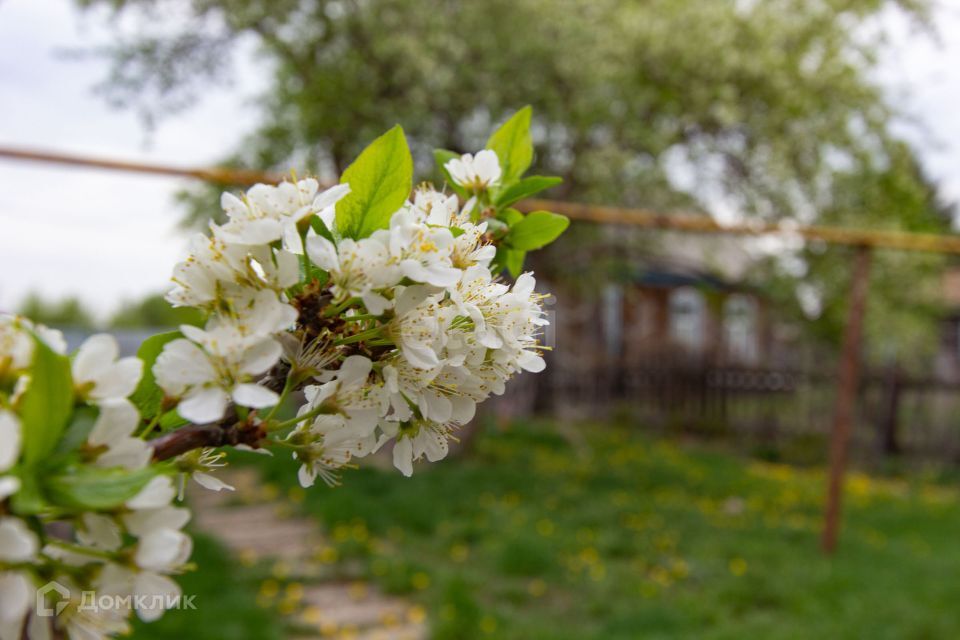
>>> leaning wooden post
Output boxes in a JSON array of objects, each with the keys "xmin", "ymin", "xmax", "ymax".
[{"xmin": 821, "ymin": 245, "xmax": 873, "ymax": 554}]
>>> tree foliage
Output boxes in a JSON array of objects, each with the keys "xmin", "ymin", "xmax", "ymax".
[
  {"xmin": 77, "ymin": 0, "xmax": 933, "ymax": 214},
  {"xmin": 75, "ymin": 0, "xmax": 952, "ymax": 357}
]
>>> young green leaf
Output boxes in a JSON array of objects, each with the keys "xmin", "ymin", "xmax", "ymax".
[
  {"xmin": 159, "ymin": 409, "xmax": 189, "ymax": 431},
  {"xmin": 130, "ymin": 331, "xmax": 182, "ymax": 419},
  {"xmin": 336, "ymin": 125, "xmax": 413, "ymax": 239},
  {"xmin": 44, "ymin": 465, "xmax": 159, "ymax": 510},
  {"xmin": 486, "ymin": 106, "xmax": 533, "ymax": 185},
  {"xmin": 495, "ymin": 175, "xmax": 562, "ymax": 208},
  {"xmin": 55, "ymin": 406, "xmax": 99, "ymax": 455},
  {"xmin": 19, "ymin": 334, "xmax": 74, "ymax": 465},
  {"xmin": 434, "ymin": 149, "xmax": 467, "ymax": 198},
  {"xmin": 498, "ymin": 208, "xmax": 525, "ymax": 226},
  {"xmin": 499, "ymin": 247, "xmax": 528, "ymax": 278},
  {"xmin": 505, "ymin": 210, "xmax": 570, "ymax": 251},
  {"xmin": 310, "ymin": 215, "xmax": 336, "ymax": 244},
  {"xmin": 10, "ymin": 474, "xmax": 46, "ymax": 515}
]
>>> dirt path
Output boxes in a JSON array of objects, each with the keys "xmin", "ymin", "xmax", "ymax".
[{"xmin": 189, "ymin": 469, "xmax": 427, "ymax": 640}]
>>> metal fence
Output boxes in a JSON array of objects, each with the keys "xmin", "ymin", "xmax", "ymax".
[{"xmin": 488, "ymin": 357, "xmax": 960, "ymax": 464}]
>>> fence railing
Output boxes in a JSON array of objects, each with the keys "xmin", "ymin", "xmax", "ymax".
[{"xmin": 488, "ymin": 359, "xmax": 960, "ymax": 463}]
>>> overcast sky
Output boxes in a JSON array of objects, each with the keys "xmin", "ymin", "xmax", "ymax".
[{"xmin": 3, "ymin": 0, "xmax": 960, "ymax": 321}]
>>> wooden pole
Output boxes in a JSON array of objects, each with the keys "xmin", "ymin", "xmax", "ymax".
[
  {"xmin": 821, "ymin": 245, "xmax": 873, "ymax": 554},
  {"xmin": 5, "ymin": 145, "xmax": 960, "ymax": 254}
]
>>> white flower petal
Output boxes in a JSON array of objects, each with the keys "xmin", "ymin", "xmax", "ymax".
[
  {"xmin": 178, "ymin": 386, "xmax": 229, "ymax": 424},
  {"xmin": 0, "ymin": 411, "xmax": 21, "ymax": 473},
  {"xmin": 231, "ymin": 383, "xmax": 278, "ymax": 409},
  {"xmin": 297, "ymin": 464, "xmax": 317, "ymax": 488},
  {"xmin": 77, "ymin": 513, "xmax": 122, "ymax": 552},
  {"xmin": 123, "ymin": 506, "xmax": 191, "ymax": 537},
  {"xmin": 126, "ymin": 476, "xmax": 177, "ymax": 511},
  {"xmin": 0, "ymin": 571, "xmax": 31, "ymax": 625},
  {"xmin": 133, "ymin": 573, "xmax": 181, "ymax": 622},
  {"xmin": 193, "ymin": 473, "xmax": 235, "ymax": 492},
  {"xmin": 392, "ymin": 438, "xmax": 414, "ymax": 477},
  {"xmin": 89, "ymin": 357, "xmax": 143, "ymax": 401},
  {"xmin": 73, "ymin": 334, "xmax": 119, "ymax": 384},
  {"xmin": 89, "ymin": 399, "xmax": 140, "ymax": 446},
  {"xmin": 0, "ymin": 477, "xmax": 21, "ymax": 501},
  {"xmin": 239, "ymin": 338, "xmax": 283, "ymax": 376},
  {"xmin": 135, "ymin": 529, "xmax": 192, "ymax": 572},
  {"xmin": 0, "ymin": 519, "xmax": 38, "ymax": 562},
  {"xmin": 154, "ymin": 339, "xmax": 215, "ymax": 396}
]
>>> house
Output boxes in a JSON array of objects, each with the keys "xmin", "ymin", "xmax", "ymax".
[{"xmin": 546, "ymin": 234, "xmax": 785, "ymax": 376}]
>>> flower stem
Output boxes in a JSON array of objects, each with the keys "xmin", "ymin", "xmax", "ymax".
[
  {"xmin": 47, "ymin": 539, "xmax": 119, "ymax": 562},
  {"xmin": 262, "ymin": 372, "xmax": 295, "ymax": 422},
  {"xmin": 334, "ymin": 325, "xmax": 385, "ymax": 346},
  {"xmin": 270, "ymin": 404, "xmax": 336, "ymax": 431},
  {"xmin": 324, "ymin": 296, "xmax": 360, "ymax": 317}
]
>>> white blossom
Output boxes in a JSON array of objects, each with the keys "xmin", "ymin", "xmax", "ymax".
[
  {"xmin": 154, "ymin": 314, "xmax": 287, "ymax": 423},
  {"xmin": 168, "ymin": 235, "xmax": 299, "ymax": 309},
  {"xmin": 126, "ymin": 476, "xmax": 177, "ymax": 511},
  {"xmin": 306, "ymin": 232, "xmax": 399, "ymax": 314},
  {"xmin": 387, "ymin": 208, "xmax": 461, "ymax": 287},
  {"xmin": 72, "ymin": 334, "xmax": 143, "ymax": 403},
  {"xmin": 444, "ymin": 150, "xmax": 502, "ymax": 192},
  {"xmin": 0, "ymin": 314, "xmax": 65, "ymax": 376},
  {"xmin": 0, "ymin": 477, "xmax": 20, "ymax": 501},
  {"xmin": 88, "ymin": 400, "xmax": 151, "ymax": 470},
  {"xmin": 0, "ymin": 410, "xmax": 21, "ymax": 473},
  {"xmin": 0, "ymin": 571, "xmax": 33, "ymax": 640},
  {"xmin": 216, "ymin": 179, "xmax": 350, "ymax": 251},
  {"xmin": 0, "ymin": 518, "xmax": 38, "ymax": 563}
]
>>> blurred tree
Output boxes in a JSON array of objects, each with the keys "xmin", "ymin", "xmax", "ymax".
[
  {"xmin": 75, "ymin": 0, "xmax": 934, "ymax": 220},
  {"xmin": 762, "ymin": 142, "xmax": 954, "ymax": 364},
  {"xmin": 109, "ymin": 292, "xmax": 204, "ymax": 328},
  {"xmin": 17, "ymin": 293, "xmax": 96, "ymax": 328},
  {"xmin": 75, "ymin": 0, "xmax": 951, "ymax": 358}
]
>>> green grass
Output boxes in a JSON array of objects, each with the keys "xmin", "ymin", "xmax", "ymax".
[{"xmin": 243, "ymin": 419, "xmax": 960, "ymax": 640}]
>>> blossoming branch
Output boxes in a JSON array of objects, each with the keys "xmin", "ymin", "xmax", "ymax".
[{"xmin": 0, "ymin": 107, "xmax": 568, "ymax": 638}]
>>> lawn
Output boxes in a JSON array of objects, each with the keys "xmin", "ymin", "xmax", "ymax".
[{"xmin": 145, "ymin": 419, "xmax": 960, "ymax": 639}]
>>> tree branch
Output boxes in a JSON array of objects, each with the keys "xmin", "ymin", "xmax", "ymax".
[
  {"xmin": 149, "ymin": 362, "xmax": 291, "ymax": 461},
  {"xmin": 148, "ymin": 417, "xmax": 269, "ymax": 461}
]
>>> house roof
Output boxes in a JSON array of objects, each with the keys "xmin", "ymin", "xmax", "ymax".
[{"xmin": 635, "ymin": 265, "xmax": 733, "ymax": 291}]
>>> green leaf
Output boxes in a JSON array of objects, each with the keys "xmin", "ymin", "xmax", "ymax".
[
  {"xmin": 19, "ymin": 334, "xmax": 74, "ymax": 465},
  {"xmin": 486, "ymin": 106, "xmax": 533, "ymax": 185},
  {"xmin": 44, "ymin": 465, "xmax": 158, "ymax": 511},
  {"xmin": 336, "ymin": 126, "xmax": 413, "ymax": 239},
  {"xmin": 495, "ymin": 176, "xmax": 562, "ymax": 208},
  {"xmin": 10, "ymin": 474, "xmax": 46, "ymax": 515},
  {"xmin": 130, "ymin": 331, "xmax": 181, "ymax": 419},
  {"xmin": 497, "ymin": 247, "xmax": 527, "ymax": 278},
  {"xmin": 310, "ymin": 215, "xmax": 336, "ymax": 244},
  {"xmin": 55, "ymin": 406, "xmax": 99, "ymax": 455},
  {"xmin": 434, "ymin": 149, "xmax": 468, "ymax": 198},
  {"xmin": 159, "ymin": 409, "xmax": 189, "ymax": 431},
  {"xmin": 498, "ymin": 207, "xmax": 525, "ymax": 226},
  {"xmin": 505, "ymin": 210, "xmax": 570, "ymax": 251}
]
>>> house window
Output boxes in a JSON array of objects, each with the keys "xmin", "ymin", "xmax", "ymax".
[
  {"xmin": 723, "ymin": 294, "xmax": 758, "ymax": 364},
  {"xmin": 669, "ymin": 287, "xmax": 705, "ymax": 351}
]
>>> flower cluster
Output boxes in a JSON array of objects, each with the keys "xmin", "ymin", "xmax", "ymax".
[
  {"xmin": 155, "ymin": 157, "xmax": 548, "ymax": 481},
  {"xmin": 0, "ymin": 108, "xmax": 566, "ymax": 639},
  {"xmin": 0, "ymin": 318, "xmax": 190, "ymax": 638}
]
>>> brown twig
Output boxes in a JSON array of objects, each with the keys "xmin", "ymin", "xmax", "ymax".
[
  {"xmin": 148, "ymin": 420, "xmax": 266, "ymax": 461},
  {"xmin": 149, "ymin": 363, "xmax": 290, "ymax": 461}
]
